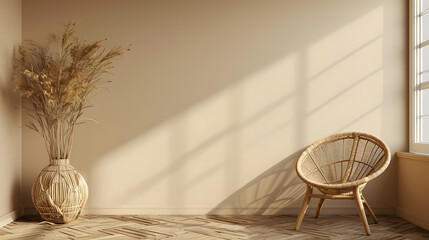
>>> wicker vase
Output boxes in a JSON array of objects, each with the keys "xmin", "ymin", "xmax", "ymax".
[{"xmin": 31, "ymin": 159, "xmax": 88, "ymax": 223}]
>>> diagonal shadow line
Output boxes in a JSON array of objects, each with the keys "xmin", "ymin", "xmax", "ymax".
[
  {"xmin": 112, "ymin": 37, "xmax": 385, "ymax": 204},
  {"xmin": 208, "ymin": 149, "xmax": 306, "ymax": 215},
  {"xmin": 337, "ymin": 104, "xmax": 382, "ymax": 132},
  {"xmin": 207, "ymin": 103, "xmax": 384, "ymax": 216},
  {"xmin": 306, "ymin": 35, "xmax": 382, "ymax": 83},
  {"xmin": 112, "ymin": 89, "xmax": 298, "ymax": 203},
  {"xmin": 307, "ymin": 67, "xmax": 382, "ymax": 117},
  {"xmin": 105, "ymin": 14, "xmax": 386, "ymax": 205},
  {"xmin": 208, "ymin": 97, "xmax": 384, "ymax": 216}
]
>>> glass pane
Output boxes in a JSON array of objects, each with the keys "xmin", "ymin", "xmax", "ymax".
[
  {"xmin": 422, "ymin": 14, "xmax": 429, "ymax": 43},
  {"xmin": 422, "ymin": 46, "xmax": 429, "ymax": 72},
  {"xmin": 421, "ymin": 71, "xmax": 429, "ymax": 83},
  {"xmin": 424, "ymin": 0, "xmax": 429, "ymax": 12},
  {"xmin": 423, "ymin": 89, "xmax": 429, "ymax": 115},
  {"xmin": 422, "ymin": 117, "xmax": 429, "ymax": 142}
]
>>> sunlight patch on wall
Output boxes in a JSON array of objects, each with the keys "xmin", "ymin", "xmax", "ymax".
[
  {"xmin": 89, "ymin": 6, "xmax": 387, "ymax": 207},
  {"xmin": 307, "ymin": 6, "xmax": 383, "ymax": 78},
  {"xmin": 304, "ymin": 6, "xmax": 384, "ymax": 140},
  {"xmin": 90, "ymin": 53, "xmax": 301, "ymax": 207},
  {"xmin": 306, "ymin": 70, "xmax": 384, "ymax": 134}
]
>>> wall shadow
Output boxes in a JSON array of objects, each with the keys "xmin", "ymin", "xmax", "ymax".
[
  {"xmin": 43, "ymin": 0, "xmax": 386, "ymax": 163},
  {"xmin": 0, "ymin": 46, "xmax": 22, "ymax": 215},
  {"xmin": 19, "ymin": 0, "xmax": 407, "ymax": 212},
  {"xmin": 208, "ymin": 149, "xmax": 305, "ymax": 215},
  {"xmin": 0, "ymin": 48, "xmax": 20, "ymax": 117}
]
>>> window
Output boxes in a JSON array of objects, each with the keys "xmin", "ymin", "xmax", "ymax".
[
  {"xmin": 411, "ymin": 0, "xmax": 429, "ymax": 154},
  {"xmin": 410, "ymin": 0, "xmax": 429, "ymax": 154}
]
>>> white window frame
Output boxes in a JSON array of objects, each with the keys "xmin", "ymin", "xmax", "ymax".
[{"xmin": 410, "ymin": 0, "xmax": 429, "ymax": 154}]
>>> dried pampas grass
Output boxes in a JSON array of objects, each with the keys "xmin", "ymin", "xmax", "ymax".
[{"xmin": 14, "ymin": 23, "xmax": 124, "ymax": 160}]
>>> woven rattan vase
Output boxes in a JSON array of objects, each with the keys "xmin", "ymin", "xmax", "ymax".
[{"xmin": 31, "ymin": 159, "xmax": 88, "ymax": 223}]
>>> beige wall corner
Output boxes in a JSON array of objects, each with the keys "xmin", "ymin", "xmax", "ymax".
[
  {"xmin": 0, "ymin": 0, "xmax": 23, "ymax": 227},
  {"xmin": 396, "ymin": 152, "xmax": 429, "ymax": 231},
  {"xmin": 21, "ymin": 0, "xmax": 407, "ymax": 214}
]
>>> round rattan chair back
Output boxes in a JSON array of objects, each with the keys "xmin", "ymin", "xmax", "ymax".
[
  {"xmin": 296, "ymin": 132, "xmax": 391, "ymax": 195},
  {"xmin": 294, "ymin": 132, "xmax": 391, "ymax": 235}
]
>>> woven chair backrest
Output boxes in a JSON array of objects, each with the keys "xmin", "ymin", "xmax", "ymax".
[{"xmin": 298, "ymin": 132, "xmax": 389, "ymax": 185}]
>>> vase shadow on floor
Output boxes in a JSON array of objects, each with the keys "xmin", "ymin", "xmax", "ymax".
[{"xmin": 208, "ymin": 148, "xmax": 306, "ymax": 215}]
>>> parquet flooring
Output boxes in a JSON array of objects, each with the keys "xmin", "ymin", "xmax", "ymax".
[{"xmin": 0, "ymin": 215, "xmax": 428, "ymax": 239}]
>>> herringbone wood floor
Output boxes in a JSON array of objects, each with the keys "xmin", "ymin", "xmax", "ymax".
[{"xmin": 0, "ymin": 215, "xmax": 428, "ymax": 239}]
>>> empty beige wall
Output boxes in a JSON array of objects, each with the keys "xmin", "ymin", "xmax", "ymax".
[
  {"xmin": 0, "ymin": 0, "xmax": 22, "ymax": 225},
  {"xmin": 22, "ymin": 0, "xmax": 407, "ymax": 214}
]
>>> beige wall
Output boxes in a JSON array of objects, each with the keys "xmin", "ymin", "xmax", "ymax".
[
  {"xmin": 0, "ymin": 0, "xmax": 22, "ymax": 224},
  {"xmin": 397, "ymin": 153, "xmax": 429, "ymax": 230},
  {"xmin": 22, "ymin": 0, "xmax": 408, "ymax": 214}
]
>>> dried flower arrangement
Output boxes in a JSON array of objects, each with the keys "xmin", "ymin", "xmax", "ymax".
[{"xmin": 14, "ymin": 23, "xmax": 124, "ymax": 160}]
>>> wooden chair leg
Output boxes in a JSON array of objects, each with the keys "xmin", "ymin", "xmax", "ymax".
[
  {"xmin": 295, "ymin": 185, "xmax": 313, "ymax": 230},
  {"xmin": 315, "ymin": 198, "xmax": 325, "ymax": 218},
  {"xmin": 353, "ymin": 187, "xmax": 371, "ymax": 236},
  {"xmin": 362, "ymin": 196, "xmax": 378, "ymax": 224}
]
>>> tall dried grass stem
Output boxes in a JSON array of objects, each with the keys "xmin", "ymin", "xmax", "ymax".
[{"xmin": 14, "ymin": 23, "xmax": 123, "ymax": 160}]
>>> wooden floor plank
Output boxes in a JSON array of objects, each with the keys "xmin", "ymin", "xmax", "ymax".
[{"xmin": 0, "ymin": 215, "xmax": 428, "ymax": 239}]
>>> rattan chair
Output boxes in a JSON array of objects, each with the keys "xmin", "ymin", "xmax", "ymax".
[{"xmin": 294, "ymin": 132, "xmax": 391, "ymax": 236}]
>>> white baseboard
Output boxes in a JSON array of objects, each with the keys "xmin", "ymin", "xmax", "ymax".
[
  {"xmin": 396, "ymin": 207, "xmax": 429, "ymax": 231},
  {"xmin": 0, "ymin": 209, "xmax": 23, "ymax": 228},
  {"xmin": 23, "ymin": 206, "xmax": 395, "ymax": 216}
]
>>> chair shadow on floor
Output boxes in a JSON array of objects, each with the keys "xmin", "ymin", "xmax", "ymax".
[{"xmin": 208, "ymin": 148, "xmax": 306, "ymax": 216}]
